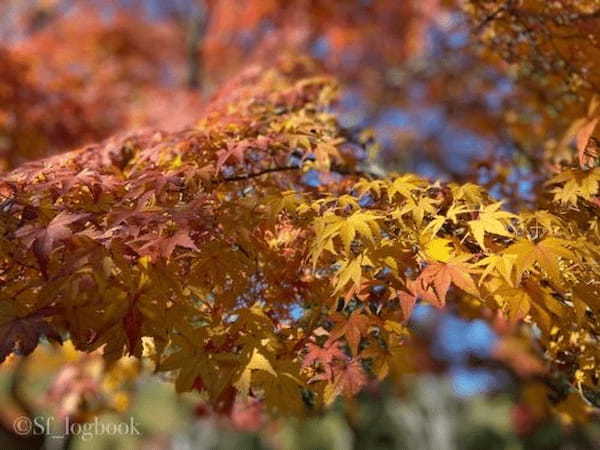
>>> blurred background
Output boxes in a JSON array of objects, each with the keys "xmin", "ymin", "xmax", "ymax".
[{"xmin": 1, "ymin": 0, "xmax": 599, "ymax": 448}]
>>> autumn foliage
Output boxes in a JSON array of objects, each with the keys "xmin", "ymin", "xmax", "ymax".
[{"xmin": 1, "ymin": 0, "xmax": 600, "ymax": 436}]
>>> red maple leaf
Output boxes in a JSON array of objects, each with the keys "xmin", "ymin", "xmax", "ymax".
[
  {"xmin": 397, "ymin": 277, "xmax": 439, "ymax": 311},
  {"xmin": 329, "ymin": 358, "xmax": 368, "ymax": 400},
  {"xmin": 137, "ymin": 228, "xmax": 199, "ymax": 260},
  {"xmin": 216, "ymin": 141, "xmax": 250, "ymax": 173},
  {"xmin": 326, "ymin": 311, "xmax": 376, "ymax": 356},
  {"xmin": 303, "ymin": 340, "xmax": 348, "ymax": 380},
  {"xmin": 15, "ymin": 211, "xmax": 88, "ymax": 277}
]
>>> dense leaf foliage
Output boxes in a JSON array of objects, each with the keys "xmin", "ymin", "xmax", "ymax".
[{"xmin": 2, "ymin": 41, "xmax": 600, "ymax": 422}]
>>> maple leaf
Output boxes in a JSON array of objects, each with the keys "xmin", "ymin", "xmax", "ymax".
[
  {"xmin": 396, "ymin": 283, "xmax": 418, "ymax": 320},
  {"xmin": 423, "ymin": 237, "xmax": 452, "ymax": 262},
  {"xmin": 546, "ymin": 168, "xmax": 600, "ymax": 205},
  {"xmin": 137, "ymin": 228, "xmax": 199, "ymax": 260},
  {"xmin": 563, "ymin": 95, "xmax": 600, "ymax": 168},
  {"xmin": 576, "ymin": 117, "xmax": 599, "ymax": 168},
  {"xmin": 398, "ymin": 277, "xmax": 440, "ymax": 311},
  {"xmin": 333, "ymin": 256, "xmax": 363, "ymax": 294},
  {"xmin": 160, "ymin": 331, "xmax": 239, "ymax": 404},
  {"xmin": 0, "ymin": 305, "xmax": 62, "ymax": 363},
  {"xmin": 451, "ymin": 183, "xmax": 486, "ymax": 203},
  {"xmin": 108, "ymin": 190, "xmax": 160, "ymax": 226},
  {"xmin": 311, "ymin": 210, "xmax": 380, "ymax": 262},
  {"xmin": 468, "ymin": 202, "xmax": 517, "ymax": 250},
  {"xmin": 337, "ymin": 211, "xmax": 381, "ymax": 254},
  {"xmin": 354, "ymin": 179, "xmax": 386, "ymax": 198},
  {"xmin": 418, "ymin": 257, "xmax": 479, "ymax": 306},
  {"xmin": 473, "ymin": 253, "xmax": 517, "ymax": 286},
  {"xmin": 15, "ymin": 211, "xmax": 89, "ymax": 277},
  {"xmin": 493, "ymin": 286, "xmax": 531, "ymax": 322},
  {"xmin": 234, "ymin": 347, "xmax": 277, "ymax": 396},
  {"xmin": 264, "ymin": 190, "xmax": 303, "ymax": 217},
  {"xmin": 393, "ymin": 196, "xmax": 439, "ymax": 227},
  {"xmin": 15, "ymin": 212, "xmax": 89, "ymax": 255},
  {"xmin": 303, "ymin": 340, "xmax": 348, "ymax": 380},
  {"xmin": 521, "ymin": 211, "xmax": 565, "ymax": 234},
  {"xmin": 253, "ymin": 360, "xmax": 306, "ymax": 415},
  {"xmin": 216, "ymin": 141, "xmax": 250, "ymax": 173},
  {"xmin": 323, "ymin": 358, "xmax": 367, "ymax": 405},
  {"xmin": 424, "ymin": 203, "xmax": 471, "ymax": 237},
  {"xmin": 360, "ymin": 341, "xmax": 397, "ymax": 381},
  {"xmin": 386, "ymin": 174, "xmax": 426, "ymax": 200},
  {"xmin": 326, "ymin": 311, "xmax": 375, "ymax": 356},
  {"xmin": 504, "ymin": 238, "xmax": 576, "ymax": 286}
]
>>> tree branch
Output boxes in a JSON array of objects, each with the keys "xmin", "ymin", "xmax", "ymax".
[
  {"xmin": 186, "ymin": 2, "xmax": 208, "ymax": 91},
  {"xmin": 217, "ymin": 165, "xmax": 301, "ymax": 183}
]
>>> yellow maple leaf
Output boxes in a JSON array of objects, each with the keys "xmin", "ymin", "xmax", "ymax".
[
  {"xmin": 333, "ymin": 256, "xmax": 363, "ymax": 294},
  {"xmin": 546, "ymin": 168, "xmax": 600, "ymax": 205},
  {"xmin": 493, "ymin": 286, "xmax": 531, "ymax": 322},
  {"xmin": 386, "ymin": 174, "xmax": 426, "ymax": 200},
  {"xmin": 474, "ymin": 253, "xmax": 517, "ymax": 286},
  {"xmin": 423, "ymin": 237, "xmax": 453, "ymax": 262},
  {"xmin": 504, "ymin": 238, "xmax": 576, "ymax": 286},
  {"xmin": 393, "ymin": 196, "xmax": 439, "ymax": 227},
  {"xmin": 450, "ymin": 183, "xmax": 486, "ymax": 204},
  {"xmin": 254, "ymin": 360, "xmax": 305, "ymax": 415},
  {"xmin": 338, "ymin": 211, "xmax": 381, "ymax": 254},
  {"xmin": 234, "ymin": 347, "xmax": 277, "ymax": 396},
  {"xmin": 468, "ymin": 202, "xmax": 517, "ymax": 250}
]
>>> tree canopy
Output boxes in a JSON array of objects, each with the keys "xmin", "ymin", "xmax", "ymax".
[{"xmin": 1, "ymin": 0, "xmax": 600, "ymax": 434}]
